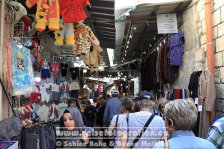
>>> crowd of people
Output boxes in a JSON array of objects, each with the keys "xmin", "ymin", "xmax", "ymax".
[{"xmin": 57, "ymin": 89, "xmax": 223, "ymax": 149}]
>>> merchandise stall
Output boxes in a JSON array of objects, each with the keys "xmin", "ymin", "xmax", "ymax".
[{"xmin": 0, "ymin": 0, "xmax": 105, "ymax": 148}]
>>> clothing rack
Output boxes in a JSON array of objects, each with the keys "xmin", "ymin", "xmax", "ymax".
[
  {"xmin": 53, "ymin": 56, "xmax": 76, "ymax": 63},
  {"xmin": 23, "ymin": 121, "xmax": 55, "ymax": 128},
  {"xmin": 0, "ymin": 78, "xmax": 16, "ymax": 116}
]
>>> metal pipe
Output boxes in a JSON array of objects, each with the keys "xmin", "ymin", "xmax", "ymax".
[
  {"xmin": 0, "ymin": 0, "xmax": 5, "ymax": 120},
  {"xmin": 204, "ymin": 0, "xmax": 215, "ymax": 124}
]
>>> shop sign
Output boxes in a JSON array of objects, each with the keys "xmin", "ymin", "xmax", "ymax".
[{"xmin": 157, "ymin": 13, "xmax": 178, "ymax": 34}]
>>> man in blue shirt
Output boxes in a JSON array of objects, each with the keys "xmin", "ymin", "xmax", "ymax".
[
  {"xmin": 103, "ymin": 89, "xmax": 121, "ymax": 126},
  {"xmin": 153, "ymin": 99, "xmax": 216, "ymax": 149},
  {"xmin": 207, "ymin": 117, "xmax": 224, "ymax": 149}
]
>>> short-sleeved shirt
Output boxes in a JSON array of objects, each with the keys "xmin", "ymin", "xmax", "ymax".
[
  {"xmin": 60, "ymin": 81, "xmax": 69, "ymax": 92},
  {"xmin": 110, "ymin": 114, "xmax": 128, "ymax": 149},
  {"xmin": 60, "ymin": 63, "xmax": 68, "ymax": 77},
  {"xmin": 51, "ymin": 83, "xmax": 59, "ymax": 92},
  {"xmin": 51, "ymin": 63, "xmax": 60, "ymax": 75},
  {"xmin": 120, "ymin": 111, "xmax": 166, "ymax": 149},
  {"xmin": 68, "ymin": 81, "xmax": 80, "ymax": 90},
  {"xmin": 153, "ymin": 130, "xmax": 216, "ymax": 149},
  {"xmin": 70, "ymin": 68, "xmax": 79, "ymax": 80}
]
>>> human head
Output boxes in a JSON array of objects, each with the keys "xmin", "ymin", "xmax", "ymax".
[
  {"xmin": 157, "ymin": 98, "xmax": 168, "ymax": 114},
  {"xmin": 138, "ymin": 91, "xmax": 155, "ymax": 111},
  {"xmin": 63, "ymin": 107, "xmax": 84, "ymax": 131},
  {"xmin": 120, "ymin": 98, "xmax": 134, "ymax": 113},
  {"xmin": 164, "ymin": 99, "xmax": 197, "ymax": 134},
  {"xmin": 110, "ymin": 89, "xmax": 119, "ymax": 98},
  {"xmin": 68, "ymin": 99, "xmax": 80, "ymax": 110}
]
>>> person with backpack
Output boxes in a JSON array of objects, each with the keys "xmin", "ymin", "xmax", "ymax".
[
  {"xmin": 108, "ymin": 98, "xmax": 134, "ymax": 148},
  {"xmin": 84, "ymin": 100, "xmax": 97, "ymax": 127},
  {"xmin": 118, "ymin": 91, "xmax": 166, "ymax": 148}
]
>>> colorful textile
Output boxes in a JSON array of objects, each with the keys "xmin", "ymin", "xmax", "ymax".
[
  {"xmin": 11, "ymin": 41, "xmax": 35, "ymax": 95},
  {"xmin": 59, "ymin": 0, "xmax": 91, "ymax": 23},
  {"xmin": 207, "ymin": 117, "xmax": 224, "ymax": 149},
  {"xmin": 26, "ymin": 0, "xmax": 60, "ymax": 31},
  {"xmin": 2, "ymin": 41, "xmax": 13, "ymax": 92},
  {"xmin": 51, "ymin": 63, "xmax": 60, "ymax": 75},
  {"xmin": 168, "ymin": 32, "xmax": 184, "ymax": 48},
  {"xmin": 167, "ymin": 32, "xmax": 184, "ymax": 66}
]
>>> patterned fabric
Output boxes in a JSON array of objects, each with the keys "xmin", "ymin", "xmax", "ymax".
[
  {"xmin": 167, "ymin": 32, "xmax": 184, "ymax": 66},
  {"xmin": 3, "ymin": 41, "xmax": 13, "ymax": 92},
  {"xmin": 73, "ymin": 24, "xmax": 96, "ymax": 56},
  {"xmin": 168, "ymin": 32, "xmax": 184, "ymax": 48},
  {"xmin": 11, "ymin": 41, "xmax": 35, "ymax": 95},
  {"xmin": 207, "ymin": 118, "xmax": 224, "ymax": 149}
]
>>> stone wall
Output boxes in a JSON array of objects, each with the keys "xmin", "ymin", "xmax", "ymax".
[
  {"xmin": 174, "ymin": 0, "xmax": 224, "ymax": 117},
  {"xmin": 212, "ymin": 0, "xmax": 224, "ymax": 117}
]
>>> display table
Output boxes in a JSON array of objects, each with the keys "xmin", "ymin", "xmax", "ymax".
[{"xmin": 0, "ymin": 141, "xmax": 18, "ymax": 149}]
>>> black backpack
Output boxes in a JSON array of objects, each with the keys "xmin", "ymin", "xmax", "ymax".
[{"xmin": 84, "ymin": 105, "xmax": 96, "ymax": 120}]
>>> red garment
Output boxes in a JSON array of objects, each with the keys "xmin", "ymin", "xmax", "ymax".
[
  {"xmin": 51, "ymin": 63, "xmax": 60, "ymax": 75},
  {"xmin": 59, "ymin": 0, "xmax": 91, "ymax": 23},
  {"xmin": 175, "ymin": 89, "xmax": 181, "ymax": 99},
  {"xmin": 30, "ymin": 93, "xmax": 39, "ymax": 102}
]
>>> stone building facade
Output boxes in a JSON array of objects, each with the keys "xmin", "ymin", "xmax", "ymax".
[{"xmin": 174, "ymin": 0, "xmax": 224, "ymax": 117}]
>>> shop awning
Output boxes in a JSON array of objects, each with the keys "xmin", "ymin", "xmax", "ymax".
[{"xmin": 114, "ymin": 0, "xmax": 192, "ymax": 65}]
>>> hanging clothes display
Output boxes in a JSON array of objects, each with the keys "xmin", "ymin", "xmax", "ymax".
[
  {"xmin": 141, "ymin": 51, "xmax": 159, "ymax": 90},
  {"xmin": 188, "ymin": 70, "xmax": 203, "ymax": 98},
  {"xmin": 41, "ymin": 60, "xmax": 51, "ymax": 79},
  {"xmin": 37, "ymin": 104, "xmax": 50, "ymax": 122},
  {"xmin": 162, "ymin": 43, "xmax": 179, "ymax": 83},
  {"xmin": 198, "ymin": 70, "xmax": 216, "ymax": 138},
  {"xmin": 51, "ymin": 62, "xmax": 60, "ymax": 76},
  {"xmin": 21, "ymin": 123, "xmax": 56, "ymax": 149},
  {"xmin": 59, "ymin": 80, "xmax": 69, "ymax": 100},
  {"xmin": 40, "ymin": 83, "xmax": 52, "ymax": 102},
  {"xmin": 68, "ymin": 81, "xmax": 80, "ymax": 98},
  {"xmin": 29, "ymin": 85, "xmax": 40, "ymax": 102},
  {"xmin": 60, "ymin": 62, "xmax": 68, "ymax": 77},
  {"xmin": 167, "ymin": 32, "xmax": 185, "ymax": 66},
  {"xmin": 173, "ymin": 88, "xmax": 188, "ymax": 99},
  {"xmin": 73, "ymin": 23, "xmax": 96, "ymax": 55},
  {"xmin": 54, "ymin": 22, "xmax": 75, "ymax": 46},
  {"xmin": 2, "ymin": 40, "xmax": 13, "ymax": 92},
  {"xmin": 26, "ymin": 0, "xmax": 60, "ymax": 31},
  {"xmin": 188, "ymin": 70, "xmax": 202, "ymax": 137},
  {"xmin": 59, "ymin": 0, "xmax": 91, "ymax": 23},
  {"xmin": 51, "ymin": 62, "xmax": 60, "ymax": 81},
  {"xmin": 69, "ymin": 67, "xmax": 79, "ymax": 80},
  {"xmin": 11, "ymin": 40, "xmax": 35, "ymax": 96},
  {"xmin": 51, "ymin": 82, "xmax": 60, "ymax": 102},
  {"xmin": 82, "ymin": 44, "xmax": 103, "ymax": 72}
]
